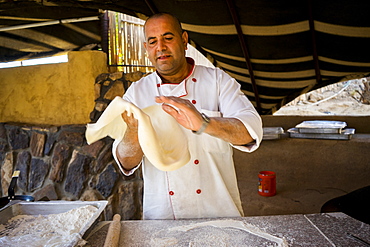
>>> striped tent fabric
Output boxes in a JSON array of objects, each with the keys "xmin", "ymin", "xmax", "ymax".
[
  {"xmin": 0, "ymin": 6, "xmax": 102, "ymax": 60},
  {"xmin": 1, "ymin": 0, "xmax": 369, "ymax": 114},
  {"xmin": 161, "ymin": 0, "xmax": 370, "ymax": 114}
]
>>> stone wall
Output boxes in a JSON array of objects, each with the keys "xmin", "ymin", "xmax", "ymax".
[{"xmin": 0, "ymin": 123, "xmax": 143, "ymax": 220}]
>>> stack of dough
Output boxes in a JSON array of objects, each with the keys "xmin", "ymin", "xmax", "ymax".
[{"xmin": 86, "ymin": 96, "xmax": 190, "ymax": 171}]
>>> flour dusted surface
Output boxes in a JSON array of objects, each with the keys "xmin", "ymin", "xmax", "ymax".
[
  {"xmin": 119, "ymin": 219, "xmax": 289, "ymax": 247},
  {"xmin": 0, "ymin": 205, "xmax": 98, "ymax": 247}
]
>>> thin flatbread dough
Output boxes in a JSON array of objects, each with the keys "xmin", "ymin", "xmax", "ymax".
[
  {"xmin": 85, "ymin": 96, "xmax": 190, "ymax": 171},
  {"xmin": 168, "ymin": 220, "xmax": 289, "ymax": 247}
]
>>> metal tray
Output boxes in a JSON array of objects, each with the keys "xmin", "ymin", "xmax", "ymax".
[
  {"xmin": 295, "ymin": 120, "xmax": 347, "ymax": 129},
  {"xmin": 0, "ymin": 200, "xmax": 107, "ymax": 246},
  {"xmin": 288, "ymin": 128, "xmax": 355, "ymax": 140},
  {"xmin": 263, "ymin": 127, "xmax": 284, "ymax": 140},
  {"xmin": 297, "ymin": 127, "xmax": 343, "ymax": 134}
]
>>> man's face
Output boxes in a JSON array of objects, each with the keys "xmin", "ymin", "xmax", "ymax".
[{"xmin": 144, "ymin": 15, "xmax": 188, "ymax": 77}]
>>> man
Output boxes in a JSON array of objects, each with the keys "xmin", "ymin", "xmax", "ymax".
[{"xmin": 112, "ymin": 13, "xmax": 263, "ymax": 220}]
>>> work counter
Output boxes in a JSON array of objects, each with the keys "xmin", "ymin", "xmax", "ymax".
[{"xmin": 85, "ymin": 212, "xmax": 370, "ymax": 246}]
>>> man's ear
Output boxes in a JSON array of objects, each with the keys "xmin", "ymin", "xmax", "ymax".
[
  {"xmin": 182, "ymin": 31, "xmax": 189, "ymax": 49},
  {"xmin": 143, "ymin": 42, "xmax": 147, "ymax": 50}
]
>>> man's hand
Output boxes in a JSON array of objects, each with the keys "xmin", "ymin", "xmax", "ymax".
[
  {"xmin": 155, "ymin": 96, "xmax": 254, "ymax": 145},
  {"xmin": 155, "ymin": 96, "xmax": 203, "ymax": 131},
  {"xmin": 116, "ymin": 110, "xmax": 143, "ymax": 171},
  {"xmin": 121, "ymin": 111, "xmax": 139, "ymax": 132}
]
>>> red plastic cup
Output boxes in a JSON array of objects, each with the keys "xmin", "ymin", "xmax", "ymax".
[{"xmin": 258, "ymin": 171, "xmax": 276, "ymax": 197}]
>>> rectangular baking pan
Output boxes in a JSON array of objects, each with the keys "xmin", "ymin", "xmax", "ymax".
[
  {"xmin": 288, "ymin": 128, "xmax": 355, "ymax": 140},
  {"xmin": 263, "ymin": 127, "xmax": 284, "ymax": 140},
  {"xmin": 0, "ymin": 200, "xmax": 107, "ymax": 246},
  {"xmin": 294, "ymin": 120, "xmax": 348, "ymax": 134},
  {"xmin": 295, "ymin": 120, "xmax": 347, "ymax": 129}
]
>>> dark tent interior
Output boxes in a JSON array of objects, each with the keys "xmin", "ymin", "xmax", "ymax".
[{"xmin": 1, "ymin": 0, "xmax": 370, "ymax": 114}]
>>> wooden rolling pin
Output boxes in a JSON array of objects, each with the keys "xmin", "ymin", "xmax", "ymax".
[{"xmin": 103, "ymin": 214, "xmax": 121, "ymax": 247}]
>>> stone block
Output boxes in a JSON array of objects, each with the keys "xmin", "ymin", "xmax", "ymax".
[
  {"xmin": 95, "ymin": 73, "xmax": 109, "ymax": 83},
  {"xmin": 96, "ymin": 163, "xmax": 118, "ymax": 198},
  {"xmin": 1, "ymin": 152, "xmax": 13, "ymax": 196},
  {"xmin": 30, "ymin": 132, "xmax": 46, "ymax": 157},
  {"xmin": 7, "ymin": 126, "xmax": 29, "ymax": 150},
  {"xmin": 104, "ymin": 197, "xmax": 114, "ymax": 221},
  {"xmin": 44, "ymin": 133, "xmax": 57, "ymax": 156},
  {"xmin": 0, "ymin": 123, "xmax": 6, "ymax": 140},
  {"xmin": 49, "ymin": 143, "xmax": 71, "ymax": 183},
  {"xmin": 103, "ymin": 80, "xmax": 110, "ymax": 86},
  {"xmin": 94, "ymin": 82, "xmax": 102, "ymax": 100},
  {"xmin": 29, "ymin": 158, "xmax": 49, "ymax": 192},
  {"xmin": 89, "ymin": 110, "xmax": 100, "ymax": 123},
  {"xmin": 94, "ymin": 72, "xmax": 125, "ymax": 103},
  {"xmin": 94, "ymin": 102, "xmax": 107, "ymax": 112},
  {"xmin": 31, "ymin": 126, "xmax": 59, "ymax": 133},
  {"xmin": 118, "ymin": 180, "xmax": 143, "ymax": 220},
  {"xmin": 88, "ymin": 176, "xmax": 97, "ymax": 189},
  {"xmin": 15, "ymin": 151, "xmax": 31, "ymax": 192},
  {"xmin": 104, "ymin": 81, "xmax": 124, "ymax": 100},
  {"xmin": 64, "ymin": 151, "xmax": 92, "ymax": 198},
  {"xmin": 82, "ymin": 139, "xmax": 105, "ymax": 158},
  {"xmin": 124, "ymin": 71, "xmax": 144, "ymax": 83},
  {"xmin": 80, "ymin": 189, "xmax": 102, "ymax": 201},
  {"xmin": 60, "ymin": 125, "xmax": 86, "ymax": 133},
  {"xmin": 95, "ymin": 146, "xmax": 113, "ymax": 173},
  {"xmin": 32, "ymin": 183, "xmax": 58, "ymax": 201},
  {"xmin": 0, "ymin": 139, "xmax": 8, "ymax": 162},
  {"xmin": 109, "ymin": 72, "xmax": 124, "ymax": 81},
  {"xmin": 57, "ymin": 130, "xmax": 84, "ymax": 146}
]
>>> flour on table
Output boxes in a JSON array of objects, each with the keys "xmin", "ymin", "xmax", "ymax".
[
  {"xmin": 0, "ymin": 205, "xmax": 98, "ymax": 247},
  {"xmin": 149, "ymin": 237, "xmax": 179, "ymax": 246},
  {"xmin": 147, "ymin": 219, "xmax": 289, "ymax": 247}
]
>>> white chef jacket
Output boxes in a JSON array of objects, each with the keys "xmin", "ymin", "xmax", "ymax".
[{"xmin": 112, "ymin": 58, "xmax": 263, "ymax": 220}]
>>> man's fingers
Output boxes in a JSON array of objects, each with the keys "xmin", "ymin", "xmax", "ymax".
[
  {"xmin": 156, "ymin": 96, "xmax": 185, "ymax": 107},
  {"xmin": 156, "ymin": 96, "xmax": 196, "ymax": 113},
  {"xmin": 121, "ymin": 111, "xmax": 138, "ymax": 127},
  {"xmin": 121, "ymin": 111, "xmax": 128, "ymax": 120},
  {"xmin": 162, "ymin": 103, "xmax": 178, "ymax": 117}
]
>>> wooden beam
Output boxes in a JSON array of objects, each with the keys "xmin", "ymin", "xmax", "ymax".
[
  {"xmin": 144, "ymin": 0, "xmax": 158, "ymax": 14},
  {"xmin": 307, "ymin": 0, "xmax": 322, "ymax": 85},
  {"xmin": 100, "ymin": 11, "xmax": 109, "ymax": 58},
  {"xmin": 225, "ymin": 0, "xmax": 261, "ymax": 113}
]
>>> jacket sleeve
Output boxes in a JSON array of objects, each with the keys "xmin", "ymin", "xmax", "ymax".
[{"xmin": 217, "ymin": 68, "xmax": 263, "ymax": 152}]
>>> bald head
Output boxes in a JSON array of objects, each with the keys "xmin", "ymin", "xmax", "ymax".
[{"xmin": 144, "ymin": 13, "xmax": 183, "ymax": 38}]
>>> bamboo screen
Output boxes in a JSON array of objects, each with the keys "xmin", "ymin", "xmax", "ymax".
[
  {"xmin": 108, "ymin": 12, "xmax": 154, "ymax": 73},
  {"xmin": 108, "ymin": 11, "xmax": 214, "ymax": 73}
]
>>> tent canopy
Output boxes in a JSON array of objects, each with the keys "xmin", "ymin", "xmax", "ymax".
[{"xmin": 1, "ymin": 0, "xmax": 369, "ymax": 114}]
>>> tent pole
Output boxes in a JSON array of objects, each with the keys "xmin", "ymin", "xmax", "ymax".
[
  {"xmin": 100, "ymin": 11, "xmax": 109, "ymax": 64},
  {"xmin": 226, "ymin": 0, "xmax": 262, "ymax": 113},
  {"xmin": 0, "ymin": 16, "xmax": 99, "ymax": 32},
  {"xmin": 144, "ymin": 0, "xmax": 158, "ymax": 14}
]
